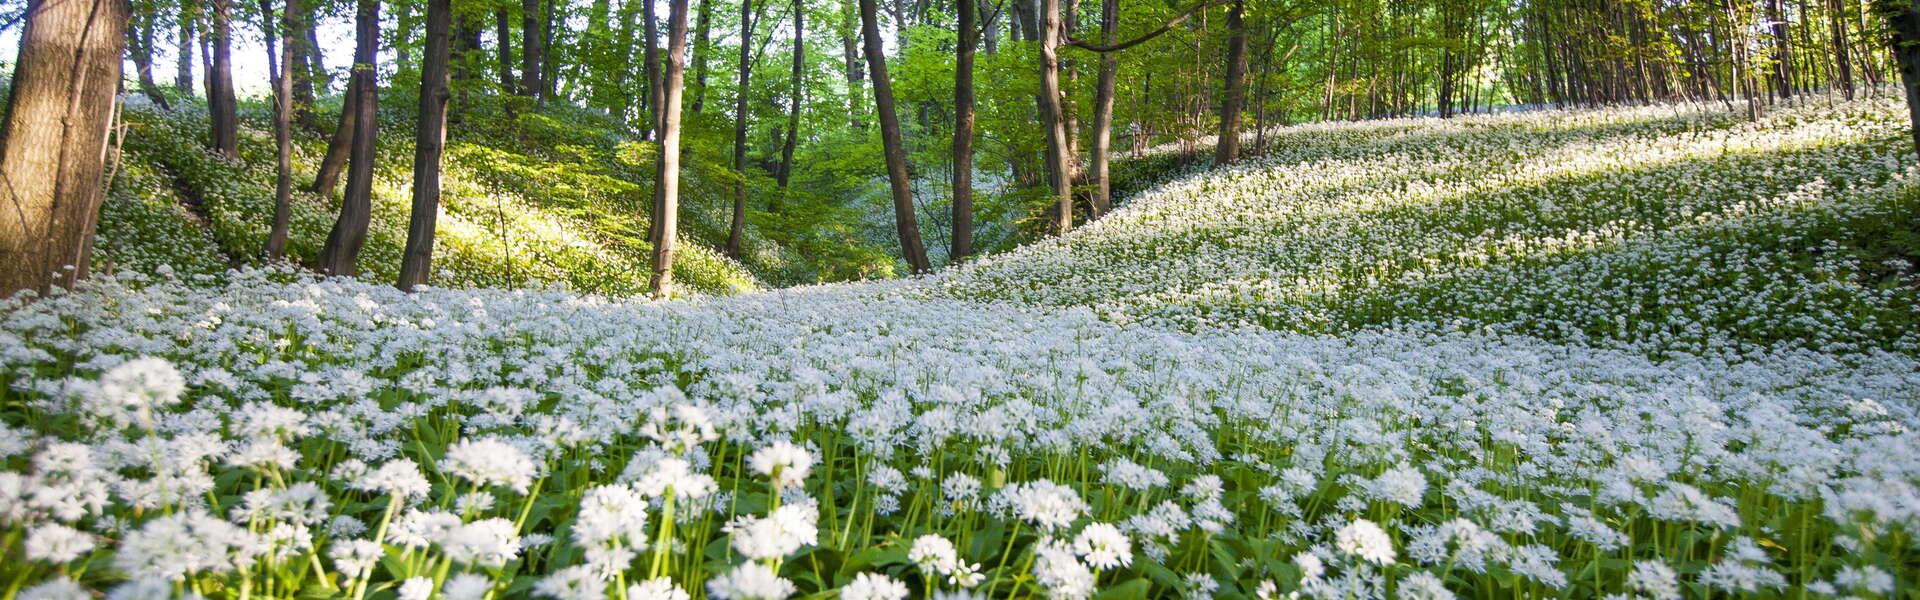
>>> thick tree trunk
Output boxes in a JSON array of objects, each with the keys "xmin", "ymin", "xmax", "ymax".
[
  {"xmin": 861, "ymin": 0, "xmax": 930, "ymax": 272},
  {"xmin": 0, "ymin": 0, "xmax": 129, "ymax": 296},
  {"xmin": 520, "ymin": 0, "xmax": 544, "ymax": 99},
  {"xmin": 1215, "ymin": 0, "xmax": 1248, "ymax": 165},
  {"xmin": 1087, "ymin": 0, "xmax": 1116, "ymax": 217},
  {"xmin": 1884, "ymin": 0, "xmax": 1920, "ymax": 162},
  {"xmin": 952, "ymin": 0, "xmax": 977, "ymax": 260},
  {"xmin": 310, "ymin": 76, "xmax": 358, "ymax": 198},
  {"xmin": 495, "ymin": 9, "xmax": 516, "ymax": 92},
  {"xmin": 207, "ymin": 0, "xmax": 239, "ymax": 158},
  {"xmin": 318, "ymin": 0, "xmax": 381, "ymax": 276},
  {"xmin": 775, "ymin": 0, "xmax": 804, "ymax": 192},
  {"xmin": 1038, "ymin": 0, "xmax": 1073, "ymax": 235},
  {"xmin": 399, "ymin": 0, "xmax": 453, "ymax": 289},
  {"xmin": 648, "ymin": 0, "xmax": 693, "ymax": 297},
  {"xmin": 263, "ymin": 0, "xmax": 297, "ymax": 259},
  {"xmin": 726, "ymin": 0, "xmax": 754, "ymax": 257}
]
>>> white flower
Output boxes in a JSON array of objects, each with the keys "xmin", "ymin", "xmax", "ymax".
[
  {"xmin": 998, "ymin": 480, "xmax": 1087, "ymax": 533},
  {"xmin": 1293, "ymin": 551, "xmax": 1325, "ymax": 580},
  {"xmin": 708, "ymin": 562, "xmax": 796, "ymax": 600},
  {"xmin": 1335, "ymin": 518, "xmax": 1395, "ymax": 565},
  {"xmin": 437, "ymin": 517, "xmax": 522, "ymax": 568},
  {"xmin": 726, "ymin": 503, "xmax": 818, "ymax": 561},
  {"xmin": 444, "ymin": 438, "xmax": 539, "ymax": 494},
  {"xmin": 329, "ymin": 539, "xmax": 384, "ymax": 581},
  {"xmin": 574, "ymin": 484, "xmax": 651, "ymax": 547},
  {"xmin": 355, "ymin": 459, "xmax": 432, "ymax": 501},
  {"xmin": 1398, "ymin": 571, "xmax": 1454, "ymax": 600},
  {"xmin": 1071, "ymin": 523, "xmax": 1132, "ymax": 570},
  {"xmin": 535, "ymin": 565, "xmax": 605, "ymax": 600},
  {"xmin": 1626, "ymin": 560, "xmax": 1680, "ymax": 600},
  {"xmin": 634, "ymin": 457, "xmax": 718, "ymax": 501},
  {"xmin": 1365, "ymin": 464, "xmax": 1427, "ymax": 507},
  {"xmin": 397, "ymin": 577, "xmax": 434, "ymax": 600},
  {"xmin": 17, "ymin": 576, "xmax": 88, "ymax": 600},
  {"xmin": 99, "ymin": 356, "xmax": 186, "ymax": 411},
  {"xmin": 1180, "ymin": 573, "xmax": 1218, "ymax": 600},
  {"xmin": 628, "ymin": 577, "xmax": 693, "ymax": 600},
  {"xmin": 910, "ymin": 534, "xmax": 959, "ymax": 573},
  {"xmin": 839, "ymin": 572, "xmax": 910, "ymax": 600},
  {"xmin": 1032, "ymin": 539, "xmax": 1096, "ymax": 600},
  {"xmin": 25, "ymin": 523, "xmax": 94, "ymax": 563},
  {"xmin": 443, "ymin": 573, "xmax": 494, "ymax": 600},
  {"xmin": 748, "ymin": 441, "xmax": 814, "ymax": 490}
]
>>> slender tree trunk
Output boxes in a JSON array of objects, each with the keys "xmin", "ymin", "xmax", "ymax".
[
  {"xmin": 775, "ymin": 0, "xmax": 804, "ymax": 193},
  {"xmin": 495, "ymin": 8, "xmax": 516, "ymax": 92},
  {"xmin": 541, "ymin": 4, "xmax": 560, "ymax": 98},
  {"xmin": 285, "ymin": 0, "xmax": 318, "ymax": 128},
  {"xmin": 861, "ymin": 0, "xmax": 930, "ymax": 272},
  {"xmin": 318, "ymin": 0, "xmax": 381, "ymax": 276},
  {"xmin": 725, "ymin": 0, "xmax": 754, "ymax": 257},
  {"xmin": 1769, "ymin": 0, "xmax": 1795, "ymax": 97},
  {"xmin": 130, "ymin": 6, "xmax": 172, "ymax": 109},
  {"xmin": 1834, "ymin": 0, "xmax": 1856, "ymax": 99},
  {"xmin": 693, "ymin": 0, "xmax": 714, "ymax": 113},
  {"xmin": 643, "ymin": 0, "xmax": 664, "ymax": 138},
  {"xmin": 1882, "ymin": 0, "xmax": 1920, "ymax": 161},
  {"xmin": 207, "ymin": 0, "xmax": 239, "ymax": 158},
  {"xmin": 1215, "ymin": 0, "xmax": 1248, "ymax": 164},
  {"xmin": 263, "ymin": 0, "xmax": 296, "ymax": 259},
  {"xmin": 952, "ymin": 0, "xmax": 977, "ymax": 260},
  {"xmin": 176, "ymin": 5, "xmax": 197, "ymax": 93},
  {"xmin": 399, "ymin": 0, "xmax": 453, "ymax": 289},
  {"xmin": 310, "ymin": 76, "xmax": 357, "ymax": 197},
  {"xmin": 0, "ymin": 0, "xmax": 129, "ymax": 295},
  {"xmin": 1087, "ymin": 0, "xmax": 1116, "ymax": 216},
  {"xmin": 842, "ymin": 0, "xmax": 866, "ymax": 127},
  {"xmin": 649, "ymin": 0, "xmax": 693, "ymax": 297},
  {"xmin": 521, "ymin": 0, "xmax": 544, "ymax": 99},
  {"xmin": 612, "ymin": 0, "xmax": 638, "ymax": 123},
  {"xmin": 1037, "ymin": 0, "xmax": 1073, "ymax": 235}
]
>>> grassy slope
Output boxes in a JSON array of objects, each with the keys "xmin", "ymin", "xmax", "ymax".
[
  {"xmin": 937, "ymin": 97, "xmax": 1920, "ymax": 356},
  {"xmin": 97, "ymin": 98, "xmax": 771, "ymax": 296}
]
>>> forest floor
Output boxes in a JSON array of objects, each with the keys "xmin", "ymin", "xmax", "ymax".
[{"xmin": 4, "ymin": 95, "xmax": 1918, "ymax": 598}]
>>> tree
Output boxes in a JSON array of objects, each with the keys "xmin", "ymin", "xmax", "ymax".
[
  {"xmin": 1085, "ymin": 0, "xmax": 1116, "ymax": 216},
  {"xmin": 263, "ymin": 0, "xmax": 297, "ymax": 259},
  {"xmin": 130, "ymin": 0, "xmax": 173, "ymax": 109},
  {"xmin": 318, "ymin": 0, "xmax": 382, "ymax": 276},
  {"xmin": 310, "ymin": 77, "xmax": 359, "ymax": 198},
  {"xmin": 1216, "ymin": 0, "xmax": 1249, "ymax": 165},
  {"xmin": 399, "ymin": 0, "xmax": 456, "ymax": 289},
  {"xmin": 860, "ymin": 0, "xmax": 930, "ymax": 272},
  {"xmin": 496, "ymin": 8, "xmax": 516, "ymax": 92},
  {"xmin": 1883, "ymin": 0, "xmax": 1920, "ymax": 161},
  {"xmin": 207, "ymin": 0, "xmax": 239, "ymax": 157},
  {"xmin": 725, "ymin": 0, "xmax": 756, "ymax": 257},
  {"xmin": 521, "ymin": 0, "xmax": 545, "ymax": 99},
  {"xmin": 1038, "ymin": 0, "xmax": 1073, "ymax": 235},
  {"xmin": 176, "ymin": 1, "xmax": 197, "ymax": 92},
  {"xmin": 952, "ymin": 0, "xmax": 978, "ymax": 260},
  {"xmin": 648, "ymin": 0, "xmax": 693, "ymax": 297},
  {"xmin": 775, "ymin": 0, "xmax": 805, "ymax": 192},
  {"xmin": 0, "ymin": 0, "xmax": 129, "ymax": 296},
  {"xmin": 692, "ymin": 0, "xmax": 714, "ymax": 113}
]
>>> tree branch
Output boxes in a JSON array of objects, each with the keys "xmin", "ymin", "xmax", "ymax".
[{"xmin": 1065, "ymin": 0, "xmax": 1229, "ymax": 54}]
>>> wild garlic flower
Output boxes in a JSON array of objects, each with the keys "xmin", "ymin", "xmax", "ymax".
[{"xmin": 443, "ymin": 438, "xmax": 539, "ymax": 494}]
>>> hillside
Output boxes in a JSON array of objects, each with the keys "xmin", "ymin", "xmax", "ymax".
[{"xmin": 4, "ymin": 98, "xmax": 1918, "ymax": 598}]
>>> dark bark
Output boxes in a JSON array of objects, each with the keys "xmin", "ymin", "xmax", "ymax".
[
  {"xmin": 1215, "ymin": 0, "xmax": 1247, "ymax": 165},
  {"xmin": 285, "ymin": 0, "xmax": 317, "ymax": 127},
  {"xmin": 399, "ymin": 0, "xmax": 453, "ymax": 290},
  {"xmin": 726, "ymin": 0, "xmax": 753, "ymax": 257},
  {"xmin": 310, "ymin": 75, "xmax": 357, "ymax": 198},
  {"xmin": 130, "ymin": 5, "xmax": 171, "ymax": 109},
  {"xmin": 495, "ymin": 8, "xmax": 516, "ymax": 92},
  {"xmin": 207, "ymin": 0, "xmax": 238, "ymax": 158},
  {"xmin": 520, "ymin": 0, "xmax": 543, "ymax": 98},
  {"xmin": 860, "ymin": 0, "xmax": 930, "ymax": 272},
  {"xmin": 648, "ymin": 0, "xmax": 693, "ymax": 297},
  {"xmin": 775, "ymin": 0, "xmax": 804, "ymax": 192},
  {"xmin": 644, "ymin": 0, "xmax": 664, "ymax": 138},
  {"xmin": 263, "ymin": 0, "xmax": 296, "ymax": 259},
  {"xmin": 842, "ymin": 0, "xmax": 865, "ymax": 126},
  {"xmin": 1769, "ymin": 0, "xmax": 1795, "ymax": 97},
  {"xmin": 952, "ymin": 0, "xmax": 976, "ymax": 260},
  {"xmin": 1833, "ymin": 0, "xmax": 1855, "ymax": 99},
  {"xmin": 1883, "ymin": 0, "xmax": 1920, "ymax": 162},
  {"xmin": 175, "ymin": 5, "xmax": 196, "ymax": 92},
  {"xmin": 318, "ymin": 0, "xmax": 381, "ymax": 276},
  {"xmin": 0, "ymin": 0, "xmax": 129, "ymax": 295},
  {"xmin": 1087, "ymin": 0, "xmax": 1115, "ymax": 216}
]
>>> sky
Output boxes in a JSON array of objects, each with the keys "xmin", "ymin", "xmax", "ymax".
[{"xmin": 3, "ymin": 18, "xmax": 361, "ymax": 98}]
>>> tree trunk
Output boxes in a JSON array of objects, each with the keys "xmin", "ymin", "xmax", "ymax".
[
  {"xmin": 648, "ymin": 0, "xmax": 693, "ymax": 297},
  {"xmin": 318, "ymin": 0, "xmax": 381, "ymax": 276},
  {"xmin": 520, "ymin": 0, "xmax": 543, "ymax": 99},
  {"xmin": 1215, "ymin": 0, "xmax": 1247, "ymax": 165},
  {"xmin": 286, "ymin": 0, "xmax": 318, "ymax": 128},
  {"xmin": 725, "ymin": 0, "xmax": 754, "ymax": 257},
  {"xmin": 263, "ymin": 0, "xmax": 297, "ymax": 259},
  {"xmin": 399, "ymin": 0, "xmax": 453, "ymax": 289},
  {"xmin": 1087, "ymin": 0, "xmax": 1117, "ymax": 216},
  {"xmin": 1833, "ymin": 0, "xmax": 1855, "ymax": 99},
  {"xmin": 176, "ymin": 4, "xmax": 196, "ymax": 92},
  {"xmin": 842, "ymin": 0, "xmax": 865, "ymax": 127},
  {"xmin": 1037, "ymin": 0, "xmax": 1073, "ymax": 235},
  {"xmin": 1769, "ymin": 0, "xmax": 1795, "ymax": 97},
  {"xmin": 692, "ymin": 0, "xmax": 714, "ymax": 113},
  {"xmin": 207, "ymin": 0, "xmax": 239, "ymax": 158},
  {"xmin": 644, "ymin": 0, "xmax": 665, "ymax": 138},
  {"xmin": 952, "ymin": 0, "xmax": 976, "ymax": 260},
  {"xmin": 1883, "ymin": 0, "xmax": 1920, "ymax": 162},
  {"xmin": 495, "ymin": 8, "xmax": 516, "ymax": 92},
  {"xmin": 775, "ymin": 0, "xmax": 804, "ymax": 193},
  {"xmin": 310, "ymin": 76, "xmax": 357, "ymax": 198},
  {"xmin": 612, "ymin": 0, "xmax": 638, "ymax": 123},
  {"xmin": 130, "ymin": 6, "xmax": 172, "ymax": 109},
  {"xmin": 541, "ymin": 3, "xmax": 560, "ymax": 99},
  {"xmin": 0, "ymin": 0, "xmax": 129, "ymax": 296},
  {"xmin": 861, "ymin": 0, "xmax": 930, "ymax": 272}
]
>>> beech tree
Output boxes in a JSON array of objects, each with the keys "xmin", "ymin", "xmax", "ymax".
[
  {"xmin": 0, "ymin": 0, "xmax": 129, "ymax": 296},
  {"xmin": 206, "ymin": 0, "xmax": 239, "ymax": 157},
  {"xmin": 262, "ymin": 0, "xmax": 296, "ymax": 259},
  {"xmin": 648, "ymin": 0, "xmax": 694, "ymax": 297},
  {"xmin": 861, "ymin": 0, "xmax": 930, "ymax": 272},
  {"xmin": 318, "ymin": 0, "xmax": 382, "ymax": 276},
  {"xmin": 398, "ymin": 0, "xmax": 455, "ymax": 289}
]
